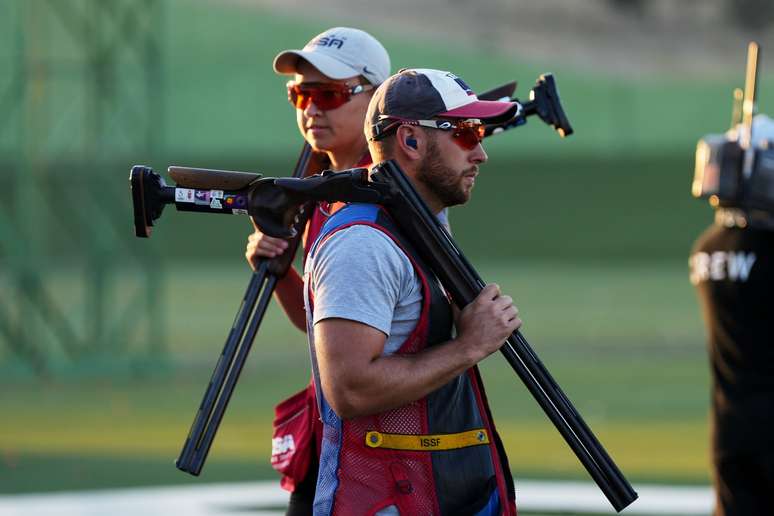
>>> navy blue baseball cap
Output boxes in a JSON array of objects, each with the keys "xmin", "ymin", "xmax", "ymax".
[{"xmin": 367, "ymin": 68, "xmax": 518, "ymax": 139}]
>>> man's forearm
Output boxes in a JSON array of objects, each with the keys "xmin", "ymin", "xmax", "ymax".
[
  {"xmin": 316, "ymin": 322, "xmax": 480, "ymax": 419},
  {"xmin": 345, "ymin": 341, "xmax": 475, "ymax": 417}
]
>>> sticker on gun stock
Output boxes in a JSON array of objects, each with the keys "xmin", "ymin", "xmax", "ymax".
[
  {"xmin": 223, "ymin": 194, "xmax": 247, "ymax": 211},
  {"xmin": 175, "ymin": 188, "xmax": 195, "ymax": 203},
  {"xmin": 194, "ymin": 190, "xmax": 211, "ymax": 205}
]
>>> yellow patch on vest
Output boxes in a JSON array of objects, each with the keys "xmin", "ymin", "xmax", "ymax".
[{"xmin": 365, "ymin": 429, "xmax": 490, "ymax": 451}]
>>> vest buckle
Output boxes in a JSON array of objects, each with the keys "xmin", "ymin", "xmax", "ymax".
[
  {"xmin": 389, "ymin": 462, "xmax": 414, "ymax": 495},
  {"xmin": 396, "ymin": 479, "xmax": 413, "ymax": 495}
]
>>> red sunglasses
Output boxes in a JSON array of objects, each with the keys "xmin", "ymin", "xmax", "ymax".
[
  {"xmin": 370, "ymin": 116, "xmax": 486, "ymax": 151},
  {"xmin": 287, "ymin": 81, "xmax": 374, "ymax": 111}
]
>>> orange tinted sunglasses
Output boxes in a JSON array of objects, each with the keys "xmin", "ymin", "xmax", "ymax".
[
  {"xmin": 371, "ymin": 116, "xmax": 486, "ymax": 150},
  {"xmin": 287, "ymin": 81, "xmax": 374, "ymax": 111}
]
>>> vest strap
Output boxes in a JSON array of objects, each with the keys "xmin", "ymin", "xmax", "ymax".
[{"xmin": 365, "ymin": 429, "xmax": 490, "ymax": 451}]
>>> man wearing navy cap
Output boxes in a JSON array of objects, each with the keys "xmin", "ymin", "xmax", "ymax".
[{"xmin": 303, "ymin": 69, "xmax": 522, "ymax": 515}]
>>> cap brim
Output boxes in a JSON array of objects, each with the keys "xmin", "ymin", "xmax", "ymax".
[
  {"xmin": 273, "ymin": 50, "xmax": 361, "ymax": 80},
  {"xmin": 440, "ymin": 100, "xmax": 518, "ymax": 123}
]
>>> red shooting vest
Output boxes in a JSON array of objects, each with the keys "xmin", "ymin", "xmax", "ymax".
[
  {"xmin": 304, "ymin": 203, "xmax": 516, "ymax": 515},
  {"xmin": 270, "ymin": 153, "xmax": 371, "ymax": 492}
]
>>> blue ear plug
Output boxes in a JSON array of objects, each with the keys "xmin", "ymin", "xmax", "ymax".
[{"xmin": 406, "ymin": 137, "xmax": 417, "ymax": 149}]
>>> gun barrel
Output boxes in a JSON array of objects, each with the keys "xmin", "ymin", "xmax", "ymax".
[
  {"xmin": 176, "ymin": 263, "xmax": 271, "ymax": 474},
  {"xmin": 371, "ymin": 159, "xmax": 636, "ymax": 511},
  {"xmin": 500, "ymin": 332, "xmax": 636, "ymax": 510},
  {"xmin": 175, "ymin": 143, "xmax": 319, "ymax": 476}
]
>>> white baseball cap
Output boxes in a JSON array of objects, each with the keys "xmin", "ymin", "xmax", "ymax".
[{"xmin": 273, "ymin": 27, "xmax": 391, "ymax": 85}]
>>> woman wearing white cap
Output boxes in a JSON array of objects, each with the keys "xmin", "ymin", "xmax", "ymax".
[{"xmin": 244, "ymin": 27, "xmax": 390, "ymax": 516}]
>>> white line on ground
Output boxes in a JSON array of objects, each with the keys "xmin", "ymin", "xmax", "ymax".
[
  {"xmin": 0, "ymin": 479, "xmax": 714, "ymax": 515},
  {"xmin": 516, "ymin": 480, "xmax": 713, "ymax": 515}
]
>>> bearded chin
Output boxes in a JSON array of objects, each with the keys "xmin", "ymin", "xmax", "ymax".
[{"xmin": 418, "ymin": 152, "xmax": 469, "ymax": 208}]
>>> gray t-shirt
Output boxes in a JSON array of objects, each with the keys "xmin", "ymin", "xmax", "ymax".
[
  {"xmin": 305, "ymin": 207, "xmax": 449, "ymax": 355},
  {"xmin": 306, "ymin": 224, "xmax": 422, "ymax": 355}
]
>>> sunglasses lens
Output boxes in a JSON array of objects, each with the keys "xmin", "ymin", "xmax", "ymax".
[
  {"xmin": 453, "ymin": 127, "xmax": 483, "ymax": 150},
  {"xmin": 287, "ymin": 83, "xmax": 350, "ymax": 111},
  {"xmin": 287, "ymin": 85, "xmax": 307, "ymax": 109},
  {"xmin": 313, "ymin": 89, "xmax": 347, "ymax": 110}
]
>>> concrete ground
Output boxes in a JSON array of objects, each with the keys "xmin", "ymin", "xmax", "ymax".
[{"xmin": 0, "ymin": 479, "xmax": 714, "ymax": 516}]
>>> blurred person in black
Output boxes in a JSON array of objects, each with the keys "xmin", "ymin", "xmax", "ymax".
[{"xmin": 689, "ymin": 114, "xmax": 774, "ymax": 516}]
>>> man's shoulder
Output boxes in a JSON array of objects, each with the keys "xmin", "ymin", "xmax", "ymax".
[
  {"xmin": 324, "ymin": 203, "xmax": 382, "ymax": 229},
  {"xmin": 313, "ymin": 203, "xmax": 389, "ymax": 251},
  {"xmin": 310, "ymin": 208, "xmax": 411, "ymax": 278},
  {"xmin": 692, "ymin": 223, "xmax": 726, "ymax": 255},
  {"xmin": 317, "ymin": 222, "xmax": 403, "ymax": 262},
  {"xmin": 309, "ymin": 210, "xmax": 415, "ymax": 301}
]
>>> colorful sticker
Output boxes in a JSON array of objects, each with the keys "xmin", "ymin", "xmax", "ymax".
[
  {"xmin": 175, "ymin": 188, "xmax": 195, "ymax": 203},
  {"xmin": 194, "ymin": 190, "xmax": 211, "ymax": 205},
  {"xmin": 224, "ymin": 194, "xmax": 247, "ymax": 208}
]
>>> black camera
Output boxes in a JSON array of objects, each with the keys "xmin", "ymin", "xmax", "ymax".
[
  {"xmin": 693, "ymin": 120, "xmax": 774, "ymax": 213},
  {"xmin": 692, "ymin": 42, "xmax": 774, "ymax": 214}
]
